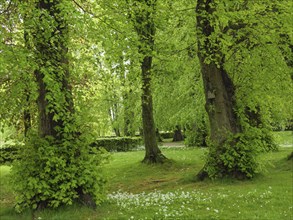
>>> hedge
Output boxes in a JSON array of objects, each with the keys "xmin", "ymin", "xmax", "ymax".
[
  {"xmin": 91, "ymin": 137, "xmax": 143, "ymax": 152},
  {"xmin": 0, "ymin": 144, "xmax": 20, "ymax": 164},
  {"xmin": 160, "ymin": 132, "xmax": 174, "ymax": 139},
  {"xmin": 0, "ymin": 137, "xmax": 143, "ymax": 164}
]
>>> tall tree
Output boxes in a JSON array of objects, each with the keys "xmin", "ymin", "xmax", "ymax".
[
  {"xmin": 196, "ymin": 0, "xmax": 241, "ymax": 148},
  {"xmin": 195, "ymin": 0, "xmax": 292, "ymax": 179},
  {"xmin": 130, "ymin": 0, "xmax": 167, "ymax": 163},
  {"xmin": 11, "ymin": 0, "xmax": 107, "ymax": 212}
]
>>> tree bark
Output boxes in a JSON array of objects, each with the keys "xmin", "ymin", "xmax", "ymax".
[
  {"xmin": 141, "ymin": 56, "xmax": 166, "ymax": 163},
  {"xmin": 173, "ymin": 125, "xmax": 184, "ymax": 142},
  {"xmin": 196, "ymin": 0, "xmax": 241, "ymax": 146},
  {"xmin": 199, "ymin": 60, "xmax": 241, "ymax": 145}
]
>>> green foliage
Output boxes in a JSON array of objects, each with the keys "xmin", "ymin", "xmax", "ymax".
[
  {"xmin": 185, "ymin": 127, "xmax": 208, "ymax": 148},
  {"xmin": 0, "ymin": 144, "xmax": 20, "ymax": 165},
  {"xmin": 11, "ymin": 133, "xmax": 108, "ymax": 213},
  {"xmin": 204, "ymin": 127, "xmax": 278, "ymax": 179},
  {"xmin": 184, "ymin": 119, "xmax": 208, "ymax": 147},
  {"xmin": 92, "ymin": 137, "xmax": 142, "ymax": 152},
  {"xmin": 0, "ymin": 125, "xmax": 23, "ymax": 164}
]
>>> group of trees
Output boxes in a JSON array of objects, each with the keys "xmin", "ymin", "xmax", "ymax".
[{"xmin": 0, "ymin": 0, "xmax": 292, "ymax": 211}]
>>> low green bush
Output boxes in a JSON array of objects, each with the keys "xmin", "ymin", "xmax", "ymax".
[
  {"xmin": 91, "ymin": 137, "xmax": 142, "ymax": 152},
  {"xmin": 0, "ymin": 144, "xmax": 21, "ymax": 164},
  {"xmin": 160, "ymin": 132, "xmax": 174, "ymax": 139},
  {"xmin": 11, "ymin": 134, "xmax": 108, "ymax": 212}
]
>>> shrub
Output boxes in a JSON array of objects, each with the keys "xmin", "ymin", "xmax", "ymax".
[
  {"xmin": 184, "ymin": 127, "xmax": 208, "ymax": 147},
  {"xmin": 91, "ymin": 137, "xmax": 142, "ymax": 152},
  {"xmin": 204, "ymin": 126, "xmax": 278, "ymax": 179},
  {"xmin": 11, "ymin": 134, "xmax": 108, "ymax": 212},
  {"xmin": 0, "ymin": 143, "xmax": 21, "ymax": 164},
  {"xmin": 160, "ymin": 132, "xmax": 174, "ymax": 139}
]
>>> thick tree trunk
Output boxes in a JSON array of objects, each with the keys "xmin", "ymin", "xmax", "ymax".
[
  {"xmin": 34, "ymin": 0, "xmax": 73, "ymax": 138},
  {"xmin": 196, "ymin": 0, "xmax": 246, "ymax": 179},
  {"xmin": 196, "ymin": 0, "xmax": 242, "ymax": 145},
  {"xmin": 199, "ymin": 59, "xmax": 241, "ymax": 145},
  {"xmin": 173, "ymin": 125, "xmax": 184, "ymax": 142}
]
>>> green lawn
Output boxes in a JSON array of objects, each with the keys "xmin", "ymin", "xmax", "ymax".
[
  {"xmin": 274, "ymin": 131, "xmax": 293, "ymax": 146},
  {"xmin": 0, "ymin": 139, "xmax": 292, "ymax": 219}
]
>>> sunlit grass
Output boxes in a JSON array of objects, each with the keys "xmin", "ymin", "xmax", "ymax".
[{"xmin": 274, "ymin": 131, "xmax": 293, "ymax": 146}]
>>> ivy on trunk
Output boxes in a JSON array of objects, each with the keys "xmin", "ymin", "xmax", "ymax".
[{"xmin": 11, "ymin": 1, "xmax": 107, "ymax": 212}]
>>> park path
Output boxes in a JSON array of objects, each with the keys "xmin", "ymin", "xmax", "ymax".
[{"xmin": 161, "ymin": 141, "xmax": 185, "ymax": 148}]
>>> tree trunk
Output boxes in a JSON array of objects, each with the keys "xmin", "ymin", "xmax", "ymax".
[
  {"xmin": 195, "ymin": 0, "xmax": 246, "ymax": 179},
  {"xmin": 199, "ymin": 60, "xmax": 241, "ymax": 145},
  {"xmin": 141, "ymin": 56, "xmax": 166, "ymax": 163},
  {"xmin": 23, "ymin": 93, "xmax": 31, "ymax": 137},
  {"xmin": 23, "ymin": 109, "xmax": 31, "ymax": 137},
  {"xmin": 173, "ymin": 125, "xmax": 184, "ymax": 142},
  {"xmin": 196, "ymin": 0, "xmax": 241, "ymax": 145},
  {"xmin": 132, "ymin": 0, "xmax": 167, "ymax": 163},
  {"xmin": 33, "ymin": 1, "xmax": 74, "ymax": 139}
]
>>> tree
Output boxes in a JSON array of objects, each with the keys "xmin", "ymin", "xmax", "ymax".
[
  {"xmin": 129, "ymin": 0, "xmax": 167, "ymax": 163},
  {"xmin": 195, "ymin": 0, "xmax": 292, "ymax": 179},
  {"xmin": 10, "ymin": 0, "xmax": 107, "ymax": 212}
]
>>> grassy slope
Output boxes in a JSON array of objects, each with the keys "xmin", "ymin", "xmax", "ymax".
[{"xmin": 0, "ymin": 133, "xmax": 292, "ymax": 220}]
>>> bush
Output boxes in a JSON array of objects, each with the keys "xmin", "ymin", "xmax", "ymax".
[
  {"xmin": 11, "ymin": 134, "xmax": 108, "ymax": 212},
  {"xmin": 0, "ymin": 143, "xmax": 21, "ymax": 164},
  {"xmin": 91, "ymin": 137, "xmax": 142, "ymax": 152},
  {"xmin": 204, "ymin": 127, "xmax": 275, "ymax": 179},
  {"xmin": 184, "ymin": 127, "xmax": 208, "ymax": 147},
  {"xmin": 160, "ymin": 132, "xmax": 174, "ymax": 139}
]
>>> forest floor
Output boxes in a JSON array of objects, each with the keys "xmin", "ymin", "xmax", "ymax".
[{"xmin": 0, "ymin": 131, "xmax": 292, "ymax": 220}]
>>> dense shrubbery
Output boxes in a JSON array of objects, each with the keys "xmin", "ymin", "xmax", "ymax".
[
  {"xmin": 0, "ymin": 143, "xmax": 21, "ymax": 164},
  {"xmin": 204, "ymin": 127, "xmax": 277, "ymax": 179},
  {"xmin": 204, "ymin": 133, "xmax": 260, "ymax": 179},
  {"xmin": 92, "ymin": 137, "xmax": 142, "ymax": 152},
  {"xmin": 0, "ymin": 137, "xmax": 143, "ymax": 164},
  {"xmin": 11, "ymin": 134, "xmax": 108, "ymax": 212},
  {"xmin": 160, "ymin": 132, "xmax": 174, "ymax": 139},
  {"xmin": 184, "ymin": 128, "xmax": 208, "ymax": 147}
]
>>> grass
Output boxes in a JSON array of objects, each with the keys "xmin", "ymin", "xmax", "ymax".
[
  {"xmin": 0, "ymin": 132, "xmax": 292, "ymax": 220},
  {"xmin": 273, "ymin": 131, "xmax": 293, "ymax": 146}
]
